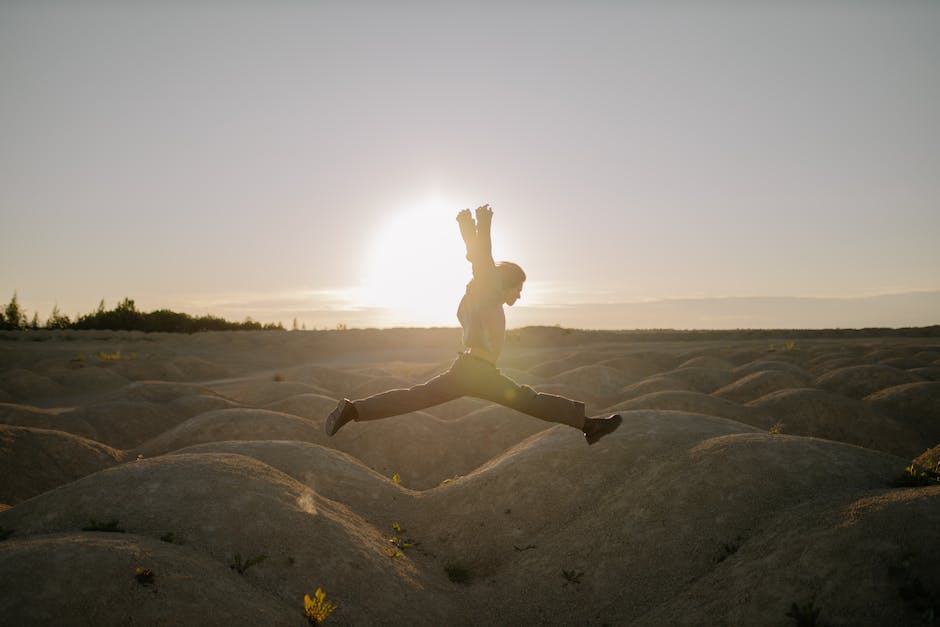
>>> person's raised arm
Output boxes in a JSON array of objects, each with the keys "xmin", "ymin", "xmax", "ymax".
[
  {"xmin": 473, "ymin": 204, "xmax": 494, "ymax": 265},
  {"xmin": 456, "ymin": 208, "xmax": 477, "ymax": 263}
]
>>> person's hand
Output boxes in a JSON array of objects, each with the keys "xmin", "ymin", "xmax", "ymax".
[
  {"xmin": 456, "ymin": 208, "xmax": 473, "ymax": 223},
  {"xmin": 475, "ymin": 204, "xmax": 493, "ymax": 222}
]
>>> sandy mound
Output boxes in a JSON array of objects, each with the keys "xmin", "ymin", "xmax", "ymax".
[
  {"xmin": 732, "ymin": 358, "xmax": 810, "ymax": 378},
  {"xmin": 327, "ymin": 411, "xmax": 464, "ymax": 489},
  {"xmin": 70, "ymin": 400, "xmax": 188, "ymax": 449},
  {"xmin": 418, "ymin": 411, "xmax": 914, "ymax": 626},
  {"xmin": 620, "ymin": 374, "xmax": 693, "ymax": 399},
  {"xmin": 134, "ymin": 408, "xmax": 327, "ymax": 457},
  {"xmin": 748, "ymin": 388, "xmax": 924, "ymax": 457},
  {"xmin": 0, "ymin": 534, "xmax": 299, "ymax": 626},
  {"xmin": 0, "ymin": 425, "xmax": 124, "ymax": 504},
  {"xmin": 263, "ymin": 393, "xmax": 338, "ymax": 421},
  {"xmin": 172, "ymin": 440, "xmax": 407, "ymax": 518},
  {"xmin": 5, "ymin": 331, "xmax": 940, "ymax": 625},
  {"xmin": 169, "ymin": 355, "xmax": 232, "ymax": 380},
  {"xmin": 113, "ymin": 380, "xmax": 220, "ymax": 404},
  {"xmin": 596, "ymin": 354, "xmax": 670, "ymax": 380},
  {"xmin": 911, "ymin": 366, "xmax": 940, "ymax": 381},
  {"xmin": 527, "ymin": 351, "xmax": 612, "ymax": 378},
  {"xmin": 657, "ymin": 366, "xmax": 736, "ymax": 394},
  {"xmin": 609, "ymin": 391, "xmax": 772, "ymax": 429},
  {"xmin": 634, "ymin": 487, "xmax": 940, "ymax": 626},
  {"xmin": 449, "ymin": 406, "xmax": 552, "ymax": 467},
  {"xmin": 208, "ymin": 378, "xmax": 331, "ymax": 406},
  {"xmin": 864, "ymin": 381, "xmax": 940, "ymax": 446},
  {"xmin": 110, "ymin": 358, "xmax": 186, "ymax": 381},
  {"xmin": 676, "ymin": 355, "xmax": 735, "ymax": 370},
  {"xmin": 0, "ymin": 403, "xmax": 98, "ymax": 441},
  {"xmin": 815, "ymin": 364, "xmax": 922, "ymax": 398},
  {"xmin": 713, "ymin": 369, "xmax": 813, "ymax": 404},
  {"xmin": 168, "ymin": 393, "xmax": 240, "ymax": 418},
  {"xmin": 807, "ymin": 355, "xmax": 863, "ymax": 375},
  {"xmin": 279, "ymin": 364, "xmax": 373, "ymax": 396},
  {"xmin": 47, "ymin": 366, "xmax": 129, "ymax": 391},
  {"xmin": 0, "ymin": 453, "xmax": 445, "ymax": 625},
  {"xmin": 548, "ymin": 364, "xmax": 636, "ymax": 401},
  {"xmin": 0, "ymin": 369, "xmax": 68, "ymax": 401}
]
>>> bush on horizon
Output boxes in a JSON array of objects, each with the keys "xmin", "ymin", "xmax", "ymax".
[{"xmin": 1, "ymin": 293, "xmax": 286, "ymax": 333}]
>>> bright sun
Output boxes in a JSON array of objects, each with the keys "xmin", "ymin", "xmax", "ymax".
[{"xmin": 359, "ymin": 199, "xmax": 473, "ymax": 326}]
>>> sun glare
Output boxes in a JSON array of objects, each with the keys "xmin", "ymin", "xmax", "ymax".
[{"xmin": 359, "ymin": 200, "xmax": 472, "ymax": 326}]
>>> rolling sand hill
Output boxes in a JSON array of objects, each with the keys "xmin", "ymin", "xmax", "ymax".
[{"xmin": 1, "ymin": 329, "xmax": 938, "ymax": 625}]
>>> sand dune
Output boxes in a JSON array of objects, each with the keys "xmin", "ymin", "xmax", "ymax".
[
  {"xmin": 0, "ymin": 402, "xmax": 97, "ymax": 440},
  {"xmin": 620, "ymin": 374, "xmax": 693, "ymax": 399},
  {"xmin": 748, "ymin": 388, "xmax": 925, "ymax": 457},
  {"xmin": 71, "ymin": 400, "xmax": 189, "ymax": 449},
  {"xmin": 609, "ymin": 390, "xmax": 770, "ymax": 428},
  {"xmin": 0, "ymin": 425, "xmax": 123, "ymax": 505},
  {"xmin": 712, "ymin": 369, "xmax": 813, "ymax": 404},
  {"xmin": 47, "ymin": 366, "xmax": 129, "ymax": 391},
  {"xmin": 864, "ymin": 381, "xmax": 940, "ymax": 446},
  {"xmin": 0, "ymin": 453, "xmax": 446, "ymax": 625},
  {"xmin": 815, "ymin": 364, "xmax": 922, "ymax": 399},
  {"xmin": 548, "ymin": 364, "xmax": 637, "ymax": 401},
  {"xmin": 1, "ymin": 330, "xmax": 938, "ymax": 625},
  {"xmin": 263, "ymin": 392, "xmax": 339, "ymax": 421},
  {"xmin": 134, "ymin": 408, "xmax": 328, "ymax": 457},
  {"xmin": 0, "ymin": 369, "xmax": 68, "ymax": 401},
  {"xmin": 208, "ymin": 378, "xmax": 333, "ymax": 406}
]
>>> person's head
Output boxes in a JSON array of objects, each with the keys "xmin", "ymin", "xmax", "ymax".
[{"xmin": 496, "ymin": 261, "xmax": 526, "ymax": 306}]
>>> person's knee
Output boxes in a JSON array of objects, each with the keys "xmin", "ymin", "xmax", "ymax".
[{"xmin": 506, "ymin": 384, "xmax": 538, "ymax": 404}]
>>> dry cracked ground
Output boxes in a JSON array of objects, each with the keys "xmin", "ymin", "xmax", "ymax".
[{"xmin": 1, "ymin": 328, "xmax": 938, "ymax": 626}]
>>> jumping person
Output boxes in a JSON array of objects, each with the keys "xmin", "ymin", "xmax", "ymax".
[{"xmin": 326, "ymin": 204, "xmax": 622, "ymax": 445}]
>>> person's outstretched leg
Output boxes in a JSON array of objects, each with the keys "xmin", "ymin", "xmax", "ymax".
[
  {"xmin": 326, "ymin": 366, "xmax": 462, "ymax": 436},
  {"xmin": 455, "ymin": 354, "xmax": 622, "ymax": 445}
]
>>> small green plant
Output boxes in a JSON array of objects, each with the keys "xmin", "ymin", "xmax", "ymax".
[
  {"xmin": 786, "ymin": 597, "xmax": 821, "ymax": 626},
  {"xmin": 445, "ymin": 564, "xmax": 471, "ymax": 585},
  {"xmin": 562, "ymin": 569, "xmax": 584, "ymax": 585},
  {"xmin": 769, "ymin": 421, "xmax": 786, "ymax": 435},
  {"xmin": 438, "ymin": 475, "xmax": 462, "ymax": 487},
  {"xmin": 0, "ymin": 527, "xmax": 13, "ymax": 541},
  {"xmin": 304, "ymin": 587, "xmax": 338, "ymax": 624},
  {"xmin": 230, "ymin": 552, "xmax": 267, "ymax": 574},
  {"xmin": 387, "ymin": 522, "xmax": 417, "ymax": 553},
  {"xmin": 893, "ymin": 464, "xmax": 940, "ymax": 487},
  {"xmin": 134, "ymin": 567, "xmax": 155, "ymax": 585},
  {"xmin": 82, "ymin": 519, "xmax": 125, "ymax": 533},
  {"xmin": 391, "ymin": 473, "xmax": 401, "ymax": 484}
]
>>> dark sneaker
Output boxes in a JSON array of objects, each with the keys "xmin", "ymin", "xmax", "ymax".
[
  {"xmin": 326, "ymin": 399, "xmax": 357, "ymax": 436},
  {"xmin": 583, "ymin": 414, "xmax": 622, "ymax": 445}
]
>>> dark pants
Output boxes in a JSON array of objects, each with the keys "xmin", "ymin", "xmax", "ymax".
[{"xmin": 352, "ymin": 353, "xmax": 586, "ymax": 429}]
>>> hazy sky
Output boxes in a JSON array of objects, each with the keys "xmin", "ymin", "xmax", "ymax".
[{"xmin": 2, "ymin": 1, "xmax": 938, "ymax": 329}]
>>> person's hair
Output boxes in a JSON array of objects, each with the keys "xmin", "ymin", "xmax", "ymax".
[{"xmin": 496, "ymin": 261, "xmax": 526, "ymax": 288}]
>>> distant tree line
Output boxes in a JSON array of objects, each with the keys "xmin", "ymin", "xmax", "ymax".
[{"xmin": 0, "ymin": 293, "xmax": 285, "ymax": 333}]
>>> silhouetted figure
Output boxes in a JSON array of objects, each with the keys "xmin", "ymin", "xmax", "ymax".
[{"xmin": 327, "ymin": 205, "xmax": 622, "ymax": 444}]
